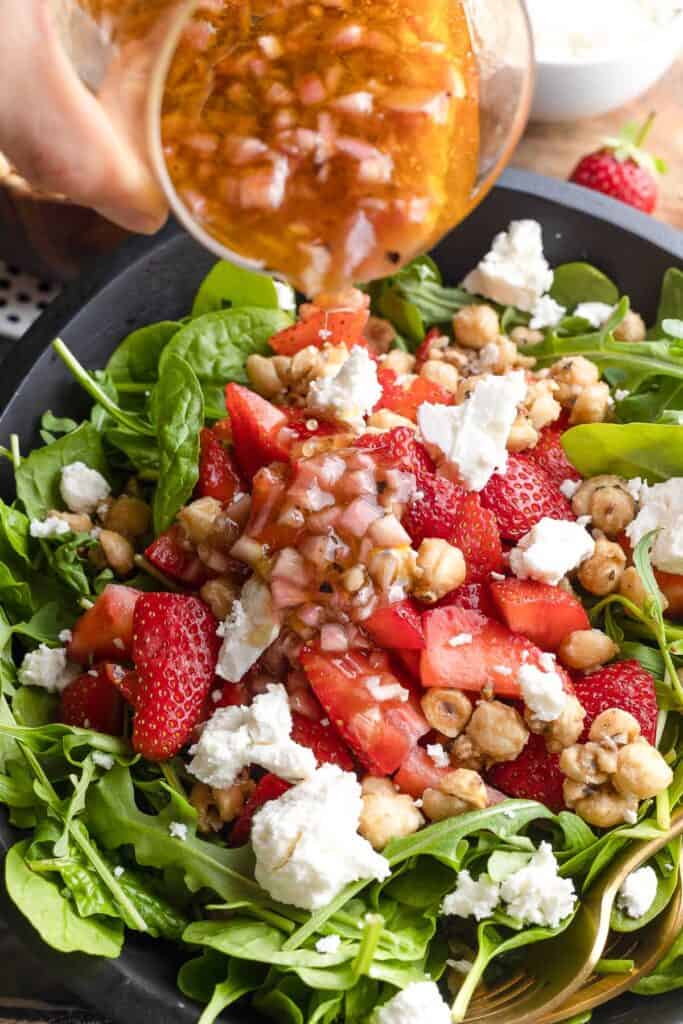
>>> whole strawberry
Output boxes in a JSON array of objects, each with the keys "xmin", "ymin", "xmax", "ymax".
[{"xmin": 569, "ymin": 114, "xmax": 666, "ymax": 214}]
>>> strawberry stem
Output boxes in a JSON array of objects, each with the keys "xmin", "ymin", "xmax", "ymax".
[{"xmin": 636, "ymin": 111, "xmax": 656, "ymax": 149}]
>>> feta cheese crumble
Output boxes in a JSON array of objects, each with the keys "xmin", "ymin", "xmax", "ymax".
[
  {"xmin": 626, "ymin": 478, "xmax": 683, "ymax": 573},
  {"xmin": 216, "ymin": 577, "xmax": 281, "ymax": 683},
  {"xmin": 18, "ymin": 645, "xmax": 79, "ymax": 694},
  {"xmin": 418, "ymin": 371, "xmax": 527, "ymax": 491},
  {"xmin": 427, "ymin": 743, "xmax": 450, "ymax": 768},
  {"xmin": 60, "ymin": 462, "xmax": 111, "ymax": 514},
  {"xmin": 617, "ymin": 865, "xmax": 658, "ymax": 918},
  {"xmin": 560, "ymin": 478, "xmax": 580, "ymax": 500},
  {"xmin": 499, "ymin": 842, "xmax": 576, "ymax": 928},
  {"xmin": 315, "ymin": 934, "xmax": 342, "ymax": 954},
  {"xmin": 307, "ymin": 346, "xmax": 382, "ymax": 431},
  {"xmin": 30, "ymin": 516, "xmax": 70, "ymax": 539},
  {"xmin": 442, "ymin": 870, "xmax": 501, "ymax": 921},
  {"xmin": 188, "ymin": 683, "xmax": 316, "ymax": 789},
  {"xmin": 530, "ymin": 294, "xmax": 566, "ymax": 330},
  {"xmin": 519, "ymin": 662, "xmax": 567, "ymax": 722},
  {"xmin": 113, "ymin": 866, "xmax": 125, "ymax": 878},
  {"xmin": 574, "ymin": 302, "xmax": 615, "ymax": 328},
  {"xmin": 168, "ymin": 822, "xmax": 189, "ymax": 841},
  {"xmin": 92, "ymin": 751, "xmax": 115, "ymax": 771},
  {"xmin": 251, "ymin": 764, "xmax": 390, "ymax": 910},
  {"xmin": 374, "ymin": 982, "xmax": 451, "ymax": 1024},
  {"xmin": 58, "ymin": 629, "xmax": 73, "ymax": 644},
  {"xmin": 510, "ymin": 517, "xmax": 595, "ymax": 585},
  {"xmin": 462, "ymin": 221, "xmax": 554, "ymax": 313}
]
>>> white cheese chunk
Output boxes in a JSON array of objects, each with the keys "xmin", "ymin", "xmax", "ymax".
[
  {"xmin": 315, "ymin": 934, "xmax": 342, "ymax": 954},
  {"xmin": 168, "ymin": 822, "xmax": 189, "ymax": 841},
  {"xmin": 92, "ymin": 751, "xmax": 115, "ymax": 771},
  {"xmin": 509, "ymin": 517, "xmax": 595, "ymax": 585},
  {"xmin": 519, "ymin": 661, "xmax": 567, "ymax": 722},
  {"xmin": 574, "ymin": 302, "xmax": 615, "ymax": 328},
  {"xmin": 374, "ymin": 981, "xmax": 451, "ymax": 1024},
  {"xmin": 17, "ymin": 644, "xmax": 79, "ymax": 694},
  {"xmin": 499, "ymin": 842, "xmax": 576, "ymax": 928},
  {"xmin": 559, "ymin": 478, "xmax": 580, "ymax": 500},
  {"xmin": 418, "ymin": 371, "xmax": 527, "ymax": 491},
  {"xmin": 617, "ymin": 865, "xmax": 658, "ymax": 919},
  {"xmin": 427, "ymin": 743, "xmax": 450, "ymax": 768},
  {"xmin": 30, "ymin": 516, "xmax": 71, "ymax": 539},
  {"xmin": 626, "ymin": 478, "xmax": 683, "ymax": 573},
  {"xmin": 251, "ymin": 764, "xmax": 390, "ymax": 910},
  {"xmin": 307, "ymin": 345, "xmax": 382, "ymax": 431},
  {"xmin": 529, "ymin": 294, "xmax": 566, "ymax": 330},
  {"xmin": 188, "ymin": 683, "xmax": 316, "ymax": 789},
  {"xmin": 216, "ymin": 577, "xmax": 281, "ymax": 683},
  {"xmin": 60, "ymin": 462, "xmax": 110, "ymax": 514},
  {"xmin": 462, "ymin": 220, "xmax": 554, "ymax": 313},
  {"xmin": 441, "ymin": 870, "xmax": 500, "ymax": 921}
]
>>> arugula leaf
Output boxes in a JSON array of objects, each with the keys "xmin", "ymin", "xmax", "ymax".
[
  {"xmin": 5, "ymin": 839, "xmax": 124, "ymax": 957},
  {"xmin": 40, "ymin": 411, "xmax": 79, "ymax": 445},
  {"xmin": 162, "ymin": 307, "xmax": 291, "ymax": 389},
  {"xmin": 549, "ymin": 263, "xmax": 619, "ymax": 309},
  {"xmin": 562, "ymin": 423, "xmax": 683, "ymax": 482},
  {"xmin": 11, "ymin": 687, "xmax": 58, "ymax": 726},
  {"xmin": 15, "ymin": 422, "xmax": 108, "ymax": 519},
  {"xmin": 151, "ymin": 353, "xmax": 203, "ymax": 534},
  {"xmin": 651, "ymin": 268, "xmax": 683, "ymax": 338},
  {"xmin": 192, "ymin": 262, "xmax": 289, "ymax": 317},
  {"xmin": 107, "ymin": 322, "xmax": 181, "ymax": 383}
]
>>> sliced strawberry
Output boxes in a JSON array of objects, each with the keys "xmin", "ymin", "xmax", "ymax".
[
  {"xmin": 655, "ymin": 571, "xmax": 683, "ymax": 619},
  {"xmin": 573, "ymin": 661, "xmax": 658, "ymax": 744},
  {"xmin": 301, "ymin": 647, "xmax": 429, "ymax": 775},
  {"xmin": 225, "ymin": 383, "xmax": 289, "ymax": 479},
  {"xmin": 290, "ymin": 712, "xmax": 355, "ymax": 771},
  {"xmin": 355, "ymin": 426, "xmax": 434, "ymax": 476},
  {"xmin": 282, "ymin": 408, "xmax": 339, "ymax": 444},
  {"xmin": 526, "ymin": 423, "xmax": 580, "ymax": 489},
  {"xmin": 197, "ymin": 427, "xmax": 242, "ymax": 503},
  {"xmin": 68, "ymin": 585, "xmax": 140, "ymax": 665},
  {"xmin": 487, "ymin": 734, "xmax": 565, "ymax": 812},
  {"xmin": 364, "ymin": 599, "xmax": 425, "ymax": 651},
  {"xmin": 60, "ymin": 663, "xmax": 125, "ymax": 735},
  {"xmin": 490, "ymin": 579, "xmax": 590, "ymax": 651},
  {"xmin": 212, "ymin": 680, "xmax": 249, "ymax": 709},
  {"xmin": 130, "ymin": 594, "xmax": 221, "ymax": 760},
  {"xmin": 403, "ymin": 472, "xmax": 463, "ymax": 547},
  {"xmin": 394, "ymin": 649, "xmax": 422, "ymax": 680},
  {"xmin": 438, "ymin": 581, "xmax": 498, "ymax": 619},
  {"xmin": 375, "ymin": 367, "xmax": 455, "ymax": 422},
  {"xmin": 269, "ymin": 308, "xmax": 369, "ymax": 356},
  {"xmin": 453, "ymin": 493, "xmax": 505, "ymax": 583},
  {"xmin": 480, "ymin": 454, "xmax": 574, "ymax": 542},
  {"xmin": 414, "ymin": 327, "xmax": 444, "ymax": 368},
  {"xmin": 421, "ymin": 606, "xmax": 542, "ymax": 697},
  {"xmin": 244, "ymin": 463, "xmax": 304, "ymax": 552},
  {"xmin": 230, "ymin": 773, "xmax": 291, "ymax": 846},
  {"xmin": 393, "ymin": 744, "xmax": 449, "ymax": 798},
  {"xmin": 145, "ymin": 525, "xmax": 208, "ymax": 589}
]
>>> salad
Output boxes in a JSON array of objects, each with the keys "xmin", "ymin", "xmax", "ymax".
[{"xmin": 1, "ymin": 219, "xmax": 683, "ymax": 1024}]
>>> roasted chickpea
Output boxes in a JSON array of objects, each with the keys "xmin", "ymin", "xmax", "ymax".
[
  {"xmin": 577, "ymin": 536, "xmax": 626, "ymax": 596},
  {"xmin": 178, "ymin": 497, "xmax": 222, "ymax": 546},
  {"xmin": 571, "ymin": 476, "xmax": 635, "ymax": 537},
  {"xmin": 543, "ymin": 696, "xmax": 587, "ymax": 754},
  {"xmin": 613, "ymin": 741, "xmax": 673, "ymax": 799},
  {"xmin": 200, "ymin": 577, "xmax": 240, "ymax": 620},
  {"xmin": 511, "ymin": 326, "xmax": 544, "ymax": 346},
  {"xmin": 440, "ymin": 769, "xmax": 488, "ymax": 809},
  {"xmin": 359, "ymin": 777, "xmax": 424, "ymax": 849},
  {"xmin": 421, "ymin": 689, "xmax": 473, "ymax": 738},
  {"xmin": 569, "ymin": 382, "xmax": 612, "ymax": 426},
  {"xmin": 367, "ymin": 409, "xmax": 416, "ymax": 431},
  {"xmin": 415, "ymin": 538, "xmax": 466, "ymax": 603},
  {"xmin": 560, "ymin": 742, "xmax": 614, "ymax": 786},
  {"xmin": 507, "ymin": 414, "xmax": 539, "ymax": 453},
  {"xmin": 421, "ymin": 359, "xmax": 460, "ymax": 394},
  {"xmin": 104, "ymin": 495, "xmax": 151, "ymax": 539},
  {"xmin": 549, "ymin": 356, "xmax": 600, "ymax": 405},
  {"xmin": 564, "ymin": 781, "xmax": 638, "ymax": 828},
  {"xmin": 453, "ymin": 304, "xmax": 499, "ymax": 350},
  {"xmin": 466, "ymin": 701, "xmax": 529, "ymax": 764},
  {"xmin": 50, "ymin": 509, "xmax": 92, "ymax": 533},
  {"xmin": 619, "ymin": 566, "xmax": 650, "ymax": 609},
  {"xmin": 99, "ymin": 530, "xmax": 135, "ymax": 576},
  {"xmin": 524, "ymin": 379, "xmax": 561, "ymax": 431},
  {"xmin": 382, "ymin": 349, "xmax": 416, "ymax": 375},
  {"xmin": 364, "ymin": 316, "xmax": 396, "ymax": 353},
  {"xmin": 450, "ymin": 734, "xmax": 485, "ymax": 771},
  {"xmin": 247, "ymin": 353, "xmax": 285, "ymax": 398},
  {"xmin": 558, "ymin": 629, "xmax": 618, "ymax": 671},
  {"xmin": 614, "ymin": 311, "xmax": 646, "ymax": 343},
  {"xmin": 588, "ymin": 708, "xmax": 641, "ymax": 748}
]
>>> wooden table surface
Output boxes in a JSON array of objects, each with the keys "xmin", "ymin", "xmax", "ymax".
[{"xmin": 513, "ymin": 55, "xmax": 683, "ymax": 230}]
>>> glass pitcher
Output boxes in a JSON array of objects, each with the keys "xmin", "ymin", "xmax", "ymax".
[{"xmin": 48, "ymin": 0, "xmax": 534, "ymax": 289}]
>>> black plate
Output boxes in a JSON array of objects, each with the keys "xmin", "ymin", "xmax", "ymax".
[{"xmin": 0, "ymin": 169, "xmax": 682, "ymax": 1024}]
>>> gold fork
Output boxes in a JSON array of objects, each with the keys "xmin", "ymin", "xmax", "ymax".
[{"xmin": 463, "ymin": 808, "xmax": 683, "ymax": 1023}]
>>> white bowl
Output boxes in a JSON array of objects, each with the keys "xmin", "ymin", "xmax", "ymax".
[{"xmin": 531, "ymin": 25, "xmax": 683, "ymax": 122}]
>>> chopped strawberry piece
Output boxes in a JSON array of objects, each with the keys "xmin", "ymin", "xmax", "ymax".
[
  {"xmin": 269, "ymin": 308, "xmax": 368, "ymax": 356},
  {"xmin": 654, "ymin": 571, "xmax": 683, "ymax": 619},
  {"xmin": 355, "ymin": 427, "xmax": 434, "ymax": 476},
  {"xmin": 490, "ymin": 579, "xmax": 591, "ymax": 651},
  {"xmin": 245, "ymin": 464, "xmax": 304, "ymax": 552},
  {"xmin": 487, "ymin": 734, "xmax": 565, "ymax": 812},
  {"xmin": 394, "ymin": 744, "xmax": 449, "ymax": 798},
  {"xmin": 230, "ymin": 774, "xmax": 291, "ymax": 846},
  {"xmin": 437, "ymin": 581, "xmax": 498, "ymax": 619},
  {"xmin": 145, "ymin": 525, "xmax": 208, "ymax": 589},
  {"xmin": 197, "ymin": 428, "xmax": 241, "ymax": 503},
  {"xmin": 414, "ymin": 327, "xmax": 444, "ymax": 368},
  {"xmin": 420, "ymin": 606, "xmax": 546, "ymax": 697},
  {"xmin": 364, "ymin": 599, "xmax": 425, "ymax": 651},
  {"xmin": 60, "ymin": 663, "xmax": 125, "ymax": 735},
  {"xmin": 394, "ymin": 649, "xmax": 422, "ymax": 680},
  {"xmin": 573, "ymin": 661, "xmax": 658, "ymax": 744},
  {"xmin": 375, "ymin": 367, "xmax": 454, "ymax": 422},
  {"xmin": 225, "ymin": 383, "xmax": 289, "ymax": 478},
  {"xmin": 212, "ymin": 681, "xmax": 249, "ymax": 709},
  {"xmin": 112, "ymin": 668, "xmax": 139, "ymax": 706},
  {"xmin": 68, "ymin": 585, "xmax": 140, "ymax": 665},
  {"xmin": 290, "ymin": 712, "xmax": 355, "ymax": 771},
  {"xmin": 480, "ymin": 454, "xmax": 574, "ymax": 542},
  {"xmin": 301, "ymin": 647, "xmax": 429, "ymax": 775},
  {"xmin": 282, "ymin": 408, "xmax": 339, "ymax": 443},
  {"xmin": 211, "ymin": 417, "xmax": 232, "ymax": 444},
  {"xmin": 526, "ymin": 424, "xmax": 581, "ymax": 489},
  {"xmin": 129, "ymin": 594, "xmax": 221, "ymax": 760},
  {"xmin": 403, "ymin": 473, "xmax": 503, "ymax": 582}
]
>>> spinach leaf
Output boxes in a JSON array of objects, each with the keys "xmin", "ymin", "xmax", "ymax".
[
  {"xmin": 611, "ymin": 840, "xmax": 680, "ymax": 933},
  {"xmin": 5, "ymin": 839, "xmax": 123, "ymax": 957},
  {"xmin": 105, "ymin": 428, "xmax": 159, "ymax": 475},
  {"xmin": 0, "ymin": 500, "xmax": 30, "ymax": 564},
  {"xmin": 193, "ymin": 261, "xmax": 288, "ymax": 317},
  {"xmin": 549, "ymin": 263, "xmax": 619, "ymax": 309},
  {"xmin": 162, "ymin": 307, "xmax": 291, "ymax": 389},
  {"xmin": 0, "ymin": 562, "xmax": 35, "ymax": 618},
  {"xmin": 107, "ymin": 322, "xmax": 181, "ymax": 383},
  {"xmin": 652, "ymin": 268, "xmax": 683, "ymax": 337},
  {"xmin": 15, "ymin": 422, "xmax": 108, "ymax": 519},
  {"xmin": 151, "ymin": 353, "xmax": 203, "ymax": 534},
  {"xmin": 11, "ymin": 687, "xmax": 58, "ymax": 726},
  {"xmin": 40, "ymin": 411, "xmax": 79, "ymax": 445},
  {"xmin": 561, "ymin": 422, "xmax": 683, "ymax": 482}
]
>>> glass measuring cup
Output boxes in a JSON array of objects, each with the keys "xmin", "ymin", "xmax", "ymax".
[{"xmin": 49, "ymin": 0, "xmax": 534, "ymax": 289}]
